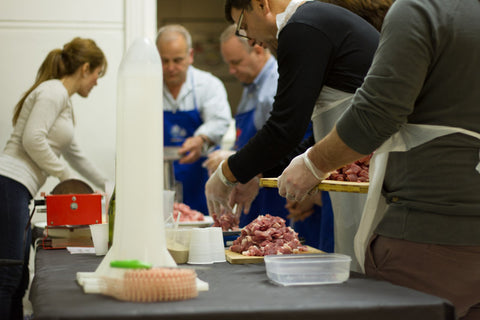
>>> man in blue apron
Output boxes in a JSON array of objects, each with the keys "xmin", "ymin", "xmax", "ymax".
[
  {"xmin": 156, "ymin": 25, "xmax": 232, "ymax": 215},
  {"xmin": 204, "ymin": 25, "xmax": 333, "ymax": 251},
  {"xmin": 277, "ymin": 0, "xmax": 480, "ymax": 318}
]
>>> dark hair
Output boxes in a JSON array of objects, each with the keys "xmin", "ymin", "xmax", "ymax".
[
  {"xmin": 12, "ymin": 37, "xmax": 107, "ymax": 125},
  {"xmin": 225, "ymin": 0, "xmax": 253, "ymax": 23},
  {"xmin": 320, "ymin": 0, "xmax": 394, "ymax": 31}
]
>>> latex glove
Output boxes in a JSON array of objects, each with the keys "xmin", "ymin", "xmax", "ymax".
[
  {"xmin": 203, "ymin": 149, "xmax": 235, "ymax": 176},
  {"xmin": 178, "ymin": 136, "xmax": 204, "ymax": 164},
  {"xmin": 229, "ymin": 175, "xmax": 260, "ymax": 216},
  {"xmin": 278, "ymin": 147, "xmax": 327, "ymax": 202},
  {"xmin": 285, "ymin": 192, "xmax": 322, "ymax": 222},
  {"xmin": 205, "ymin": 160, "xmax": 236, "ymax": 216}
]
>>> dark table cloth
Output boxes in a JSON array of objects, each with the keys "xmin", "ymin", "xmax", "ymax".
[{"xmin": 30, "ymin": 248, "xmax": 454, "ymax": 320}]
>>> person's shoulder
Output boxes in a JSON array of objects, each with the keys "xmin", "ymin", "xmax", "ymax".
[
  {"xmin": 191, "ymin": 66, "xmax": 221, "ymax": 81},
  {"xmin": 191, "ymin": 66, "xmax": 224, "ymax": 87},
  {"xmin": 35, "ymin": 79, "xmax": 69, "ymax": 104},
  {"xmin": 386, "ymin": 0, "xmax": 450, "ymax": 20},
  {"xmin": 293, "ymin": 1, "xmax": 350, "ymax": 20},
  {"xmin": 291, "ymin": 1, "xmax": 373, "ymax": 30},
  {"xmin": 37, "ymin": 79, "xmax": 67, "ymax": 95},
  {"xmin": 257, "ymin": 65, "xmax": 278, "ymax": 97},
  {"xmin": 266, "ymin": 58, "xmax": 279, "ymax": 81},
  {"xmin": 382, "ymin": 0, "xmax": 444, "ymax": 33}
]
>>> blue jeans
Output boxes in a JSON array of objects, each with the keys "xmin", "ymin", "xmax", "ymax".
[{"xmin": 0, "ymin": 175, "xmax": 32, "ymax": 320}]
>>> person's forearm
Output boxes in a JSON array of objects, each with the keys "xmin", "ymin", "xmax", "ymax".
[
  {"xmin": 263, "ymin": 135, "xmax": 314, "ymax": 178},
  {"xmin": 309, "ymin": 126, "xmax": 367, "ymax": 174}
]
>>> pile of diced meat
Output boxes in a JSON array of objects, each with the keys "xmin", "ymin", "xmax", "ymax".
[
  {"xmin": 173, "ymin": 202, "xmax": 204, "ymax": 222},
  {"xmin": 212, "ymin": 212, "xmax": 239, "ymax": 231},
  {"xmin": 230, "ymin": 214, "xmax": 307, "ymax": 256},
  {"xmin": 327, "ymin": 154, "xmax": 372, "ymax": 182}
]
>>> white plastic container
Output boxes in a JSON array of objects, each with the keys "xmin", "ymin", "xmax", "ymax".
[{"xmin": 264, "ymin": 253, "xmax": 351, "ymax": 286}]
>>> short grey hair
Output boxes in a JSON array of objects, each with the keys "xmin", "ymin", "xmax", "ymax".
[
  {"xmin": 156, "ymin": 24, "xmax": 192, "ymax": 51},
  {"xmin": 219, "ymin": 24, "xmax": 253, "ymax": 53}
]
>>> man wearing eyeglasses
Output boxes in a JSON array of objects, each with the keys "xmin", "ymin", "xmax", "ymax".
[
  {"xmin": 156, "ymin": 24, "xmax": 232, "ymax": 215},
  {"xmin": 203, "ymin": 24, "xmax": 334, "ymax": 251},
  {"xmin": 203, "ymin": 24, "xmax": 279, "ymax": 225},
  {"xmin": 205, "ymin": 0, "xmax": 379, "ymax": 271}
]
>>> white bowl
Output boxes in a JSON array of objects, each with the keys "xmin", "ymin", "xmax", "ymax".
[{"xmin": 264, "ymin": 253, "xmax": 351, "ymax": 286}]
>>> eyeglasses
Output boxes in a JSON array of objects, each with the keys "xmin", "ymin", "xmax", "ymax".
[{"xmin": 235, "ymin": 9, "xmax": 251, "ymax": 40}]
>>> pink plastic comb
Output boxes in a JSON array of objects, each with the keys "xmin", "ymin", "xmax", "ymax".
[{"xmin": 103, "ymin": 267, "xmax": 198, "ymax": 302}]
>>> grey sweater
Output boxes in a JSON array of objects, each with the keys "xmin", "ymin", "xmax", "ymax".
[
  {"xmin": 337, "ymin": 0, "xmax": 480, "ymax": 245},
  {"xmin": 0, "ymin": 80, "xmax": 107, "ymax": 196}
]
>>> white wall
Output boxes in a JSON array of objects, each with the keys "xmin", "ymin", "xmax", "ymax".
[{"xmin": 0, "ymin": 0, "xmax": 156, "ymax": 198}]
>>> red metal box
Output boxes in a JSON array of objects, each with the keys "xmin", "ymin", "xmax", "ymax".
[{"xmin": 45, "ymin": 193, "xmax": 102, "ymax": 226}]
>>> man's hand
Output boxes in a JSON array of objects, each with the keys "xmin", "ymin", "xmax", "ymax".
[
  {"xmin": 229, "ymin": 175, "xmax": 260, "ymax": 216},
  {"xmin": 178, "ymin": 135, "xmax": 206, "ymax": 164},
  {"xmin": 205, "ymin": 160, "xmax": 236, "ymax": 216},
  {"xmin": 278, "ymin": 148, "xmax": 327, "ymax": 202},
  {"xmin": 203, "ymin": 150, "xmax": 235, "ymax": 176},
  {"xmin": 285, "ymin": 192, "xmax": 322, "ymax": 222}
]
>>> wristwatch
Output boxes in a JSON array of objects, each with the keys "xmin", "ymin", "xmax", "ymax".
[
  {"xmin": 218, "ymin": 160, "xmax": 238, "ymax": 187},
  {"xmin": 199, "ymin": 135, "xmax": 210, "ymax": 154}
]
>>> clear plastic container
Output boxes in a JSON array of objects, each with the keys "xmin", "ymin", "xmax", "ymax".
[{"xmin": 264, "ymin": 253, "xmax": 351, "ymax": 286}]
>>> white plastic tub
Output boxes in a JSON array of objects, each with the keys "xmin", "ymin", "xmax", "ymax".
[{"xmin": 264, "ymin": 253, "xmax": 351, "ymax": 286}]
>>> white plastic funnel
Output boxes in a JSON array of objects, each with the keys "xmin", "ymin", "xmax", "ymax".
[{"xmin": 77, "ymin": 37, "xmax": 176, "ymax": 289}]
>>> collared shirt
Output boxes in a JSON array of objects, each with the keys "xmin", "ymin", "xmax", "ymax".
[
  {"xmin": 236, "ymin": 56, "xmax": 278, "ymax": 131},
  {"xmin": 163, "ymin": 66, "xmax": 232, "ymax": 145}
]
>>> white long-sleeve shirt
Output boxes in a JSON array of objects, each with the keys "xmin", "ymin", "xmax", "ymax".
[
  {"xmin": 0, "ymin": 79, "xmax": 107, "ymax": 196},
  {"xmin": 162, "ymin": 66, "xmax": 232, "ymax": 145}
]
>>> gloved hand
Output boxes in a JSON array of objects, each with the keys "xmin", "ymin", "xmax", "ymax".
[
  {"xmin": 205, "ymin": 160, "xmax": 236, "ymax": 216},
  {"xmin": 229, "ymin": 175, "xmax": 260, "ymax": 216},
  {"xmin": 202, "ymin": 149, "xmax": 235, "ymax": 176},
  {"xmin": 278, "ymin": 147, "xmax": 328, "ymax": 202}
]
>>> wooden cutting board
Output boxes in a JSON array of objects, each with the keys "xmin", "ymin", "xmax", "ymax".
[
  {"xmin": 225, "ymin": 246, "xmax": 324, "ymax": 264},
  {"xmin": 259, "ymin": 178, "xmax": 369, "ymax": 194}
]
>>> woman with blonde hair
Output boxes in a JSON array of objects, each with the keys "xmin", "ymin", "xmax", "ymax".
[{"xmin": 0, "ymin": 37, "xmax": 108, "ymax": 319}]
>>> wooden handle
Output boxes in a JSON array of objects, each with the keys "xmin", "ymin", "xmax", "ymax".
[{"xmin": 259, "ymin": 178, "xmax": 369, "ymax": 194}]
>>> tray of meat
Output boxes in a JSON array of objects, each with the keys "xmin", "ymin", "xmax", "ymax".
[
  {"xmin": 259, "ymin": 178, "xmax": 369, "ymax": 194},
  {"xmin": 225, "ymin": 214, "xmax": 323, "ymax": 264},
  {"xmin": 225, "ymin": 246, "xmax": 323, "ymax": 264},
  {"xmin": 169, "ymin": 202, "xmax": 213, "ymax": 227},
  {"xmin": 259, "ymin": 154, "xmax": 371, "ymax": 194}
]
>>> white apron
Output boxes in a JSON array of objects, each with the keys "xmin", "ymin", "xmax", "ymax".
[
  {"xmin": 276, "ymin": 1, "xmax": 365, "ymax": 271},
  {"xmin": 354, "ymin": 123, "xmax": 480, "ymax": 273},
  {"xmin": 311, "ymin": 86, "xmax": 367, "ymax": 272}
]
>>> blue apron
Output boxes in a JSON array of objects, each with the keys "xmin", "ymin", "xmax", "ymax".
[
  {"xmin": 164, "ymin": 79, "xmax": 209, "ymax": 215},
  {"xmin": 292, "ymin": 189, "xmax": 334, "ymax": 252},
  {"xmin": 235, "ymin": 107, "xmax": 333, "ymax": 251}
]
